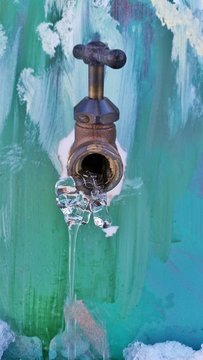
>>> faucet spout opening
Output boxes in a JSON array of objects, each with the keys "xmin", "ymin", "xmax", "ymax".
[{"xmin": 80, "ymin": 153, "xmax": 112, "ymax": 188}]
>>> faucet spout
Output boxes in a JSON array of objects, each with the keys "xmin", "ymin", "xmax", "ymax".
[{"xmin": 67, "ymin": 41, "xmax": 127, "ymax": 194}]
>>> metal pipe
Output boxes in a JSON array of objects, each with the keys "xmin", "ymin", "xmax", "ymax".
[{"xmin": 88, "ymin": 64, "xmax": 104, "ymax": 100}]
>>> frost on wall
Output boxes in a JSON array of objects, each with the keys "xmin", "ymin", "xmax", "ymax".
[
  {"xmin": 37, "ymin": 23, "xmax": 60, "ymax": 57},
  {"xmin": 151, "ymin": 0, "xmax": 203, "ymax": 133},
  {"xmin": 123, "ymin": 341, "xmax": 203, "ymax": 360},
  {"xmin": 17, "ymin": 66, "xmax": 71, "ymax": 173},
  {"xmin": 0, "ymin": 30, "xmax": 20, "ymax": 135}
]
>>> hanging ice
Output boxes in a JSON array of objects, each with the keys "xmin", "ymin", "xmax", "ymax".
[
  {"xmin": 55, "ymin": 177, "xmax": 91, "ymax": 228},
  {"xmin": 55, "ymin": 176, "xmax": 112, "ymax": 230}
]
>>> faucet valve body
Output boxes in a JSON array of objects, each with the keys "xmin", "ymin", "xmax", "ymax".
[{"xmin": 68, "ymin": 41, "xmax": 126, "ymax": 194}]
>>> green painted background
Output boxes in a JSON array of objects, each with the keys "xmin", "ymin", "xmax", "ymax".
[{"xmin": 0, "ymin": 0, "xmax": 203, "ymax": 359}]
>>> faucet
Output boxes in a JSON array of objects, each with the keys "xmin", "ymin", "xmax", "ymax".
[{"xmin": 67, "ymin": 41, "xmax": 127, "ymax": 194}]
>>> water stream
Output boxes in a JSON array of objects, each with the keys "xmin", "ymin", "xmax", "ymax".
[{"xmin": 49, "ymin": 176, "xmax": 111, "ymax": 359}]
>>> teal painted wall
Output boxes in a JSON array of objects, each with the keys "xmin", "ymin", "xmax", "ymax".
[{"xmin": 0, "ymin": 0, "xmax": 203, "ymax": 358}]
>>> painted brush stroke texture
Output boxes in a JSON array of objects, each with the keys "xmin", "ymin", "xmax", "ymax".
[
  {"xmin": 0, "ymin": 30, "xmax": 20, "ymax": 135},
  {"xmin": 151, "ymin": 0, "xmax": 203, "ymax": 58},
  {"xmin": 0, "ymin": 25, "xmax": 7, "ymax": 58},
  {"xmin": 17, "ymin": 66, "xmax": 71, "ymax": 173},
  {"xmin": 0, "ymin": 0, "xmax": 203, "ymax": 359},
  {"xmin": 151, "ymin": 0, "xmax": 203, "ymax": 132},
  {"xmin": 45, "ymin": 0, "xmax": 67, "ymax": 17}
]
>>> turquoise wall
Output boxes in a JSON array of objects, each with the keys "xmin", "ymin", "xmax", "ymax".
[{"xmin": 0, "ymin": 0, "xmax": 203, "ymax": 359}]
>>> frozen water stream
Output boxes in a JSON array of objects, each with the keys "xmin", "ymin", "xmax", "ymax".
[
  {"xmin": 0, "ymin": 176, "xmax": 112, "ymax": 359},
  {"xmin": 54, "ymin": 176, "xmax": 112, "ymax": 230},
  {"xmin": 49, "ymin": 176, "xmax": 111, "ymax": 359}
]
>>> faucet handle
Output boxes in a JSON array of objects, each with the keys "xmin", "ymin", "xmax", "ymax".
[{"xmin": 73, "ymin": 41, "xmax": 126, "ymax": 69}]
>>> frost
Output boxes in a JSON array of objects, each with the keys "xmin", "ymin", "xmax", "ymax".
[
  {"xmin": 123, "ymin": 341, "xmax": 203, "ymax": 360},
  {"xmin": 0, "ymin": 320, "xmax": 15, "ymax": 358},
  {"xmin": 17, "ymin": 68, "xmax": 37, "ymax": 115},
  {"xmin": 151, "ymin": 0, "xmax": 203, "ymax": 58},
  {"xmin": 37, "ymin": 22, "xmax": 60, "ymax": 57},
  {"xmin": 151, "ymin": 0, "xmax": 203, "ymax": 132},
  {"xmin": 0, "ymin": 25, "xmax": 7, "ymax": 58}
]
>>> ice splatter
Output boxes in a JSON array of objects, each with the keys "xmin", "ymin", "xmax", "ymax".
[
  {"xmin": 151, "ymin": 0, "xmax": 203, "ymax": 58},
  {"xmin": 123, "ymin": 341, "xmax": 203, "ymax": 360},
  {"xmin": 103, "ymin": 225, "xmax": 119, "ymax": 237},
  {"xmin": 37, "ymin": 22, "xmax": 60, "ymax": 58},
  {"xmin": 38, "ymin": 0, "xmax": 78, "ymax": 60},
  {"xmin": 0, "ymin": 320, "xmax": 42, "ymax": 359},
  {"xmin": 45, "ymin": 0, "xmax": 67, "ymax": 17},
  {"xmin": 4, "ymin": 335, "xmax": 43, "ymax": 360},
  {"xmin": 38, "ymin": 0, "xmax": 85, "ymax": 63},
  {"xmin": 151, "ymin": 0, "xmax": 203, "ymax": 132},
  {"xmin": 0, "ymin": 25, "xmax": 7, "ymax": 58},
  {"xmin": 0, "ymin": 320, "xmax": 15, "ymax": 358}
]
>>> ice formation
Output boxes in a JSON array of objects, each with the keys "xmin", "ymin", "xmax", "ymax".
[
  {"xmin": 0, "ymin": 320, "xmax": 15, "ymax": 358},
  {"xmin": 3, "ymin": 335, "xmax": 43, "ymax": 360},
  {"xmin": 0, "ymin": 319, "xmax": 43, "ymax": 359},
  {"xmin": 37, "ymin": 0, "xmax": 78, "ymax": 60},
  {"xmin": 37, "ymin": 23, "xmax": 60, "ymax": 58},
  {"xmin": 55, "ymin": 176, "xmax": 112, "ymax": 229},
  {"xmin": 123, "ymin": 341, "xmax": 203, "ymax": 360}
]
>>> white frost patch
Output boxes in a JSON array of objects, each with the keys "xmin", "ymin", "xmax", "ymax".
[
  {"xmin": 17, "ymin": 68, "xmax": 38, "ymax": 114},
  {"xmin": 151, "ymin": 0, "xmax": 203, "ymax": 131},
  {"xmin": 123, "ymin": 341, "xmax": 203, "ymax": 360},
  {"xmin": 37, "ymin": 22, "xmax": 60, "ymax": 57},
  {"xmin": 0, "ymin": 320, "xmax": 15, "ymax": 358},
  {"xmin": 151, "ymin": 0, "xmax": 203, "ymax": 58},
  {"xmin": 17, "ymin": 65, "xmax": 71, "ymax": 172},
  {"xmin": 38, "ymin": 1, "xmax": 79, "ymax": 60},
  {"xmin": 0, "ymin": 25, "xmax": 7, "ymax": 58},
  {"xmin": 39, "ymin": 0, "xmax": 121, "ymax": 61},
  {"xmin": 54, "ymin": 0, "xmax": 77, "ymax": 59},
  {"xmin": 103, "ymin": 225, "xmax": 119, "ymax": 238}
]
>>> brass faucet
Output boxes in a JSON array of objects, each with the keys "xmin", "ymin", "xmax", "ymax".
[{"xmin": 67, "ymin": 41, "xmax": 127, "ymax": 194}]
